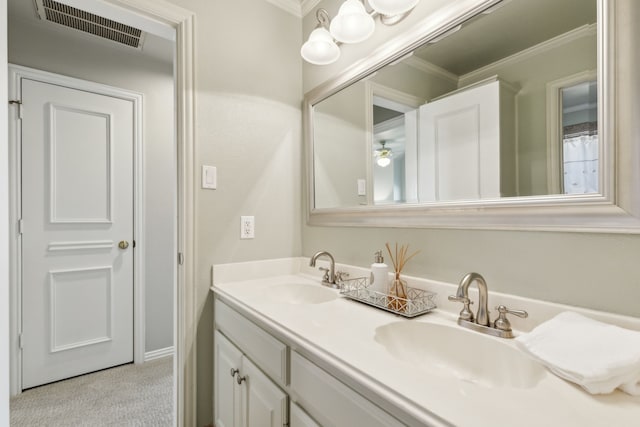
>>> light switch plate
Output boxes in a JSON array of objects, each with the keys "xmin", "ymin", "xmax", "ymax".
[
  {"xmin": 202, "ymin": 165, "xmax": 217, "ymax": 189},
  {"xmin": 357, "ymin": 179, "xmax": 366, "ymax": 196}
]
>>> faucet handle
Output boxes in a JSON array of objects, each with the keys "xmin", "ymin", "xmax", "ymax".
[
  {"xmin": 318, "ymin": 267, "xmax": 330, "ymax": 283},
  {"xmin": 493, "ymin": 305, "xmax": 528, "ymax": 332},
  {"xmin": 448, "ymin": 295, "xmax": 474, "ymax": 322},
  {"xmin": 335, "ymin": 271, "xmax": 349, "ymax": 283}
]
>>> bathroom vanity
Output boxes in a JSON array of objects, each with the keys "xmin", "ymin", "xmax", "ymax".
[{"xmin": 211, "ymin": 258, "xmax": 640, "ymax": 427}]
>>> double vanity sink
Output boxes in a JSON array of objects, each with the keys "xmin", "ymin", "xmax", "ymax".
[{"xmin": 212, "ymin": 258, "xmax": 640, "ymax": 426}]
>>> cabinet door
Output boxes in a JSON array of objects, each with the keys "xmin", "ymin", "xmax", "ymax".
[
  {"xmin": 290, "ymin": 402, "xmax": 320, "ymax": 427},
  {"xmin": 215, "ymin": 331, "xmax": 243, "ymax": 427},
  {"xmin": 241, "ymin": 356, "xmax": 288, "ymax": 427}
]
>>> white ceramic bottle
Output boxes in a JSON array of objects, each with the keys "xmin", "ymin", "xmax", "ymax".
[{"xmin": 370, "ymin": 250, "xmax": 389, "ymax": 294}]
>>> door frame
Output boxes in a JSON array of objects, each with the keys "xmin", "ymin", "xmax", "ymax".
[
  {"xmin": 4, "ymin": 1, "xmax": 197, "ymax": 425},
  {"xmin": 8, "ymin": 64, "xmax": 146, "ymax": 392}
]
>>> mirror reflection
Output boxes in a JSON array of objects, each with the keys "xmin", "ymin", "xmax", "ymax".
[{"xmin": 312, "ymin": 0, "xmax": 598, "ymax": 209}]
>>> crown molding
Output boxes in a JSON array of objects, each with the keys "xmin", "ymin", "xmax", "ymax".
[
  {"xmin": 265, "ymin": 0, "xmax": 303, "ymax": 18},
  {"xmin": 459, "ymin": 23, "xmax": 597, "ymax": 84},
  {"xmin": 301, "ymin": 0, "xmax": 321, "ymax": 16},
  {"xmin": 403, "ymin": 56, "xmax": 460, "ymax": 85}
]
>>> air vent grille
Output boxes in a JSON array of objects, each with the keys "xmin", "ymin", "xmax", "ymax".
[{"xmin": 35, "ymin": 0, "xmax": 144, "ymax": 48}]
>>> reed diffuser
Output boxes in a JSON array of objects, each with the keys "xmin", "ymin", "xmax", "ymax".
[{"xmin": 385, "ymin": 242, "xmax": 420, "ymax": 312}]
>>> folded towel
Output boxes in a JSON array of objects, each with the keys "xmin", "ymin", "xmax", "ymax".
[{"xmin": 515, "ymin": 311, "xmax": 640, "ymax": 395}]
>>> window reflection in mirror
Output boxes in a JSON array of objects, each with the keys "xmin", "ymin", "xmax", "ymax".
[
  {"xmin": 311, "ymin": 0, "xmax": 598, "ymax": 210},
  {"xmin": 561, "ymin": 81, "xmax": 598, "ymax": 194}
]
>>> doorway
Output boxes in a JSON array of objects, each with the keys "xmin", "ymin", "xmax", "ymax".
[{"xmin": 6, "ymin": 0, "xmax": 196, "ymax": 424}]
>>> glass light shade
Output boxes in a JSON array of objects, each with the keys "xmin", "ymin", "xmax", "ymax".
[
  {"xmin": 301, "ymin": 27, "xmax": 341, "ymax": 65},
  {"xmin": 377, "ymin": 156, "xmax": 391, "ymax": 167},
  {"xmin": 368, "ymin": 0, "xmax": 420, "ymax": 16},
  {"xmin": 329, "ymin": 0, "xmax": 375, "ymax": 44}
]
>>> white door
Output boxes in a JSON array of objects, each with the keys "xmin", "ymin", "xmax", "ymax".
[
  {"xmin": 21, "ymin": 77, "xmax": 135, "ymax": 389},
  {"xmin": 418, "ymin": 80, "xmax": 502, "ymax": 202}
]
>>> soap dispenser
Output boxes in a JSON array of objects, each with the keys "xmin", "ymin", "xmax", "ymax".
[{"xmin": 370, "ymin": 250, "xmax": 389, "ymax": 294}]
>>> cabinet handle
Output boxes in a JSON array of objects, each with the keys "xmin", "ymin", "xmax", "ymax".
[
  {"xmin": 236, "ymin": 375, "xmax": 247, "ymax": 385},
  {"xmin": 230, "ymin": 368, "xmax": 239, "ymax": 378}
]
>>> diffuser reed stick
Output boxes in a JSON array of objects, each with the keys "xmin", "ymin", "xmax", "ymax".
[{"xmin": 385, "ymin": 242, "xmax": 420, "ymax": 311}]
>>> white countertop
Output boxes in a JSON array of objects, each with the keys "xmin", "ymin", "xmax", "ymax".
[{"xmin": 211, "ymin": 258, "xmax": 640, "ymax": 427}]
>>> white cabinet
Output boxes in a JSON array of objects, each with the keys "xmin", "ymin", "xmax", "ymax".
[
  {"xmin": 290, "ymin": 351, "xmax": 404, "ymax": 427},
  {"xmin": 214, "ymin": 299, "xmax": 404, "ymax": 427},
  {"xmin": 214, "ymin": 330, "xmax": 242, "ymax": 427},
  {"xmin": 419, "ymin": 77, "xmax": 517, "ymax": 201},
  {"xmin": 215, "ymin": 299, "xmax": 287, "ymax": 386},
  {"xmin": 214, "ymin": 331, "xmax": 287, "ymax": 427},
  {"xmin": 290, "ymin": 402, "xmax": 320, "ymax": 427},
  {"xmin": 242, "ymin": 356, "xmax": 288, "ymax": 427}
]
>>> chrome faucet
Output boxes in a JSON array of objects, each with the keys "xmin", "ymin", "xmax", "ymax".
[
  {"xmin": 309, "ymin": 251, "xmax": 336, "ymax": 287},
  {"xmin": 448, "ymin": 272, "xmax": 528, "ymax": 339},
  {"xmin": 452, "ymin": 272, "xmax": 489, "ymax": 326}
]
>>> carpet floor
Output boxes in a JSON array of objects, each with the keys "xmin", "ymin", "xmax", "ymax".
[{"xmin": 10, "ymin": 357, "xmax": 173, "ymax": 426}]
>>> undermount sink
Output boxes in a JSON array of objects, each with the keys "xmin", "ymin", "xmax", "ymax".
[
  {"xmin": 374, "ymin": 321, "xmax": 546, "ymax": 389},
  {"xmin": 263, "ymin": 282, "xmax": 338, "ymax": 304}
]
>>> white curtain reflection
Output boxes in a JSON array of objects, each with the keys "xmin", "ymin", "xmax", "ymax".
[{"xmin": 563, "ymin": 134, "xmax": 598, "ymax": 194}]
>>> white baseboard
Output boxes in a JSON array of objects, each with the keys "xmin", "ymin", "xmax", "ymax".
[{"xmin": 144, "ymin": 346, "xmax": 174, "ymax": 362}]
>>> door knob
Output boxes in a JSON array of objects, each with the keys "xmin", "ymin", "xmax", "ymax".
[{"xmin": 118, "ymin": 240, "xmax": 129, "ymax": 250}]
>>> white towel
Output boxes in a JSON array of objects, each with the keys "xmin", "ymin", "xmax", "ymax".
[{"xmin": 515, "ymin": 311, "xmax": 640, "ymax": 395}]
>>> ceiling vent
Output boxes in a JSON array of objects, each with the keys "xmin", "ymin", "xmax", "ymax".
[{"xmin": 34, "ymin": 0, "xmax": 145, "ymax": 49}]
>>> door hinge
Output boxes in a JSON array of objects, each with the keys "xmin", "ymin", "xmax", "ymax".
[
  {"xmin": 19, "ymin": 333, "xmax": 24, "ymax": 350},
  {"xmin": 178, "ymin": 252, "xmax": 184, "ymax": 265},
  {"xmin": 132, "ymin": 240, "xmax": 136, "ymax": 248},
  {"xmin": 9, "ymin": 100, "xmax": 23, "ymax": 119},
  {"xmin": 18, "ymin": 218, "xmax": 24, "ymax": 235}
]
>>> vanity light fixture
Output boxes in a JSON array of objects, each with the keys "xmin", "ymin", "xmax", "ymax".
[
  {"xmin": 368, "ymin": 0, "xmax": 420, "ymax": 16},
  {"xmin": 375, "ymin": 141, "xmax": 393, "ymax": 167},
  {"xmin": 330, "ymin": 0, "xmax": 375, "ymax": 43},
  {"xmin": 300, "ymin": 9, "xmax": 341, "ymax": 65},
  {"xmin": 301, "ymin": 0, "xmax": 421, "ymax": 65}
]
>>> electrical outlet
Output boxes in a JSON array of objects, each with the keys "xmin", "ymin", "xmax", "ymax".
[{"xmin": 240, "ymin": 216, "xmax": 255, "ymax": 239}]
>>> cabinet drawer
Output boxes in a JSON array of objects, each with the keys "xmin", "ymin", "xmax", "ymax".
[
  {"xmin": 215, "ymin": 299, "xmax": 288, "ymax": 385},
  {"xmin": 290, "ymin": 351, "xmax": 404, "ymax": 427}
]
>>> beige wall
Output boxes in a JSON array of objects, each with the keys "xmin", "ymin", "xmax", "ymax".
[
  {"xmin": 167, "ymin": 0, "xmax": 303, "ymax": 424},
  {"xmin": 8, "ymin": 20, "xmax": 175, "ymax": 352},
  {"xmin": 314, "ymin": 81, "xmax": 367, "ymax": 208},
  {"xmin": 302, "ymin": 0, "xmax": 640, "ymax": 324}
]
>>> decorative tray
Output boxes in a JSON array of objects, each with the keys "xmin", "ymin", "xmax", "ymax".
[{"xmin": 338, "ymin": 276, "xmax": 437, "ymax": 318}]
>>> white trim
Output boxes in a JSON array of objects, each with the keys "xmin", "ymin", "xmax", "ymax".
[
  {"xmin": 265, "ymin": 0, "xmax": 302, "ymax": 17},
  {"xmin": 301, "ymin": 0, "xmax": 321, "ymax": 17},
  {"xmin": 145, "ymin": 346, "xmax": 175, "ymax": 361},
  {"xmin": 365, "ymin": 81, "xmax": 424, "ymax": 204},
  {"xmin": 403, "ymin": 56, "xmax": 459, "ymax": 85},
  {"xmin": 1, "ymin": 0, "xmax": 10, "ymax": 423},
  {"xmin": 8, "ymin": 64, "xmax": 146, "ymax": 392},
  {"xmin": 76, "ymin": 2, "xmax": 196, "ymax": 425},
  {"xmin": 459, "ymin": 23, "xmax": 598, "ymax": 85},
  {"xmin": 545, "ymin": 70, "xmax": 597, "ymax": 195}
]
